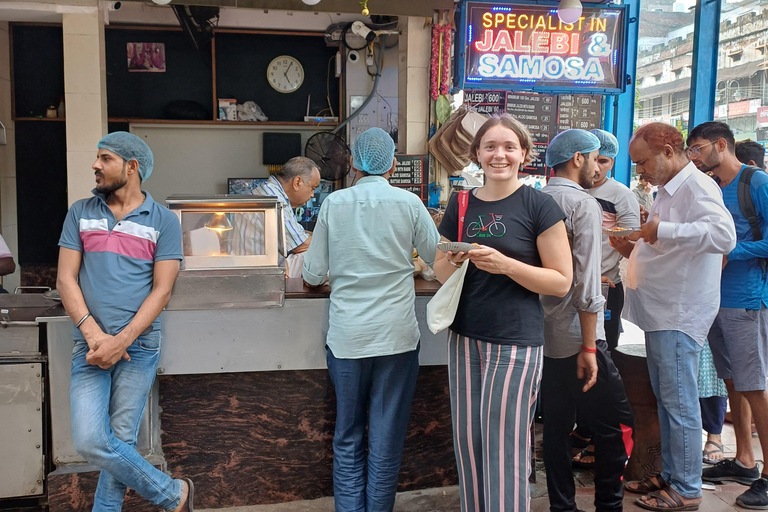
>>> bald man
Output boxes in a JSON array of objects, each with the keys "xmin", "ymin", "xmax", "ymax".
[{"xmin": 614, "ymin": 123, "xmax": 736, "ymax": 511}]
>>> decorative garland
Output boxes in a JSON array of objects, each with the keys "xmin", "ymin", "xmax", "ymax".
[{"xmin": 430, "ymin": 23, "xmax": 452, "ymax": 100}]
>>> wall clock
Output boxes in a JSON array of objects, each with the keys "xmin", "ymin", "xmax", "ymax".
[{"xmin": 267, "ymin": 55, "xmax": 304, "ymax": 93}]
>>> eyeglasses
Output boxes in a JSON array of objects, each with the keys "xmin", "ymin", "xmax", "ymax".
[{"xmin": 685, "ymin": 140, "xmax": 717, "ymax": 158}]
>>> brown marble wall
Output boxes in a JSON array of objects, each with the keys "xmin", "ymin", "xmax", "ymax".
[
  {"xmin": 20, "ymin": 264, "xmax": 58, "ymax": 289},
  {"xmin": 158, "ymin": 366, "xmax": 457, "ymax": 508}
]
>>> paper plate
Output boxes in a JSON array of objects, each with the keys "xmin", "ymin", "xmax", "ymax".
[{"xmin": 437, "ymin": 242, "xmax": 479, "ymax": 253}]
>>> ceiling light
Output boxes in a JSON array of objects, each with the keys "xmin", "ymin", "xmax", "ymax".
[
  {"xmin": 302, "ymin": 0, "xmax": 322, "ymax": 5},
  {"xmin": 557, "ymin": 0, "xmax": 583, "ymax": 25},
  {"xmin": 152, "ymin": 0, "xmax": 173, "ymax": 4}
]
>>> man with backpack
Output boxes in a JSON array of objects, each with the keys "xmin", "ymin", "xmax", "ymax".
[{"xmin": 688, "ymin": 121, "xmax": 768, "ymax": 509}]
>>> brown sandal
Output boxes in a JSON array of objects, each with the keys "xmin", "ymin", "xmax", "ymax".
[
  {"xmin": 635, "ymin": 487, "xmax": 700, "ymax": 511},
  {"xmin": 625, "ymin": 475, "xmax": 668, "ymax": 495}
]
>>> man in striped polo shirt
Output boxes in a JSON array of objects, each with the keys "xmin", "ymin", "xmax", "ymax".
[
  {"xmin": 57, "ymin": 132, "xmax": 194, "ymax": 512},
  {"xmin": 232, "ymin": 156, "xmax": 321, "ymax": 263}
]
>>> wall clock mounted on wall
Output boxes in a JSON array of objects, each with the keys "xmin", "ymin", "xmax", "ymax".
[{"xmin": 267, "ymin": 55, "xmax": 304, "ymax": 93}]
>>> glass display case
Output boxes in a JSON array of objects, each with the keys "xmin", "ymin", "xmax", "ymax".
[{"xmin": 165, "ymin": 195, "xmax": 287, "ymax": 310}]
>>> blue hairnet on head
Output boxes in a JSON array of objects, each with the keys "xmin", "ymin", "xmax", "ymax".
[
  {"xmin": 97, "ymin": 132, "xmax": 154, "ymax": 182},
  {"xmin": 590, "ymin": 129, "xmax": 619, "ymax": 158},
  {"xmin": 545, "ymin": 129, "xmax": 601, "ymax": 168},
  {"xmin": 352, "ymin": 127, "xmax": 395, "ymax": 175}
]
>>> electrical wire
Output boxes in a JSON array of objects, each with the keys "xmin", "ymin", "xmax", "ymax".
[
  {"xmin": 334, "ymin": 40, "xmax": 384, "ymax": 135},
  {"xmin": 341, "ymin": 22, "xmax": 368, "ymax": 51}
]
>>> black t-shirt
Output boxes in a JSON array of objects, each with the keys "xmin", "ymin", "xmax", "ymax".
[{"xmin": 438, "ymin": 186, "xmax": 565, "ymax": 345}]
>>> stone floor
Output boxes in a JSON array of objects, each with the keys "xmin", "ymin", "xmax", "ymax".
[
  {"xmin": 199, "ymin": 320, "xmax": 764, "ymax": 512},
  {"xmin": 199, "ymin": 418, "xmax": 758, "ymax": 512}
]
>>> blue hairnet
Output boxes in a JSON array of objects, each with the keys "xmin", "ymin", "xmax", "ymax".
[
  {"xmin": 546, "ymin": 129, "xmax": 601, "ymax": 168},
  {"xmin": 352, "ymin": 127, "xmax": 395, "ymax": 175},
  {"xmin": 97, "ymin": 132, "xmax": 154, "ymax": 182},
  {"xmin": 590, "ymin": 129, "xmax": 619, "ymax": 158}
]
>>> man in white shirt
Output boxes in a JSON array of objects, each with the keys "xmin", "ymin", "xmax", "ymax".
[{"xmin": 612, "ymin": 122, "xmax": 736, "ymax": 511}]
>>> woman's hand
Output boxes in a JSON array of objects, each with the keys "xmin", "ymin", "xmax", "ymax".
[
  {"xmin": 467, "ymin": 246, "xmax": 511, "ymax": 275},
  {"xmin": 446, "ymin": 250, "xmax": 471, "ymax": 267}
]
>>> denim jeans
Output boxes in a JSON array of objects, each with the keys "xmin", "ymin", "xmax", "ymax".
[
  {"xmin": 326, "ymin": 345, "xmax": 420, "ymax": 512},
  {"xmin": 70, "ymin": 336, "xmax": 183, "ymax": 512},
  {"xmin": 645, "ymin": 330, "xmax": 703, "ymax": 499}
]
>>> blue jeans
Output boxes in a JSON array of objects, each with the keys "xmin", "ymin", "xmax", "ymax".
[
  {"xmin": 70, "ymin": 336, "xmax": 183, "ymax": 512},
  {"xmin": 645, "ymin": 330, "xmax": 703, "ymax": 499},
  {"xmin": 326, "ymin": 345, "xmax": 420, "ymax": 512}
]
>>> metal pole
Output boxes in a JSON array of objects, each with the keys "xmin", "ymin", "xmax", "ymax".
[
  {"xmin": 689, "ymin": 0, "xmax": 721, "ymax": 129},
  {"xmin": 613, "ymin": 0, "xmax": 640, "ymax": 187}
]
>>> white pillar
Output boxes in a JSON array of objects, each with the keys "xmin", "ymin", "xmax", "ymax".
[
  {"xmin": 0, "ymin": 21, "xmax": 20, "ymax": 292},
  {"xmin": 398, "ymin": 17, "xmax": 431, "ymax": 154},
  {"xmin": 63, "ymin": 7, "xmax": 108, "ymax": 205}
]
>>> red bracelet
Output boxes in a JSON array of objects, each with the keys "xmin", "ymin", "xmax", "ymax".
[{"xmin": 581, "ymin": 345, "xmax": 597, "ymax": 354}]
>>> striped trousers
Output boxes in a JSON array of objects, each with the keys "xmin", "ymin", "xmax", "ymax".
[{"xmin": 448, "ymin": 331, "xmax": 544, "ymax": 512}]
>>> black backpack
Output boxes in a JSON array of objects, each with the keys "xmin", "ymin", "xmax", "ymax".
[{"xmin": 737, "ymin": 165, "xmax": 767, "ymax": 272}]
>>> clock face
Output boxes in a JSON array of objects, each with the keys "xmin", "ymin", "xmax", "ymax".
[{"xmin": 267, "ymin": 55, "xmax": 304, "ymax": 93}]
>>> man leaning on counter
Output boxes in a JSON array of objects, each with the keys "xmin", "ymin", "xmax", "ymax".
[{"xmin": 232, "ymin": 156, "xmax": 321, "ymax": 273}]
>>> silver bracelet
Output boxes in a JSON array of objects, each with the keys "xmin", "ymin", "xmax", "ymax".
[{"xmin": 76, "ymin": 313, "xmax": 91, "ymax": 329}]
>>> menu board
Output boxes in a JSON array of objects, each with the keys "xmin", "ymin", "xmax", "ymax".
[
  {"xmin": 464, "ymin": 90, "xmax": 506, "ymax": 115},
  {"xmin": 558, "ymin": 94, "xmax": 603, "ymax": 131},
  {"xmin": 391, "ymin": 155, "xmax": 428, "ymax": 200},
  {"xmin": 505, "ymin": 92, "xmax": 557, "ymax": 175},
  {"xmin": 460, "ymin": 90, "xmax": 605, "ymax": 175}
]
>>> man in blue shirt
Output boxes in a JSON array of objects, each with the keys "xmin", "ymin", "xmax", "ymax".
[
  {"xmin": 688, "ymin": 122, "xmax": 768, "ymax": 509},
  {"xmin": 303, "ymin": 128, "xmax": 439, "ymax": 512},
  {"xmin": 57, "ymin": 132, "xmax": 193, "ymax": 512}
]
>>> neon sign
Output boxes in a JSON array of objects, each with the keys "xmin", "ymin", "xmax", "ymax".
[{"xmin": 461, "ymin": 2, "xmax": 626, "ymax": 92}]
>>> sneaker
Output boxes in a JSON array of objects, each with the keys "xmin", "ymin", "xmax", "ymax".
[
  {"xmin": 736, "ymin": 477, "xmax": 768, "ymax": 510},
  {"xmin": 702, "ymin": 459, "xmax": 760, "ymax": 485}
]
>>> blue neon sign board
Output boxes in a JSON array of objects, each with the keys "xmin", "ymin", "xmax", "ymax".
[{"xmin": 458, "ymin": 1, "xmax": 629, "ymax": 94}]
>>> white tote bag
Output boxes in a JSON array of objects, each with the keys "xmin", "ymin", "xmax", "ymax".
[{"xmin": 426, "ymin": 259, "xmax": 469, "ymax": 334}]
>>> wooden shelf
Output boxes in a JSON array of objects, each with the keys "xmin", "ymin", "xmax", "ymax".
[
  {"xmin": 108, "ymin": 118, "xmax": 339, "ymax": 127},
  {"xmin": 14, "ymin": 117, "xmax": 65, "ymax": 121},
  {"xmin": 13, "ymin": 117, "xmax": 340, "ymax": 127}
]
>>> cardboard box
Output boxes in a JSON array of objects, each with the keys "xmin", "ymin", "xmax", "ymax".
[{"xmin": 218, "ymin": 99, "xmax": 237, "ymax": 121}]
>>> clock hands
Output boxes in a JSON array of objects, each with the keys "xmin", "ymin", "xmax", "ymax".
[{"xmin": 283, "ymin": 61, "xmax": 294, "ymax": 88}]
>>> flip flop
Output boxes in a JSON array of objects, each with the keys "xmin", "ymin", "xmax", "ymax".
[
  {"xmin": 635, "ymin": 487, "xmax": 701, "ymax": 511},
  {"xmin": 572, "ymin": 445, "xmax": 596, "ymax": 469},
  {"xmin": 182, "ymin": 478, "xmax": 195, "ymax": 512},
  {"xmin": 702, "ymin": 440, "xmax": 725, "ymax": 465}
]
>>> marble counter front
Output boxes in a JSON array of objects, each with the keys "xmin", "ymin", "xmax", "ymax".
[{"xmin": 41, "ymin": 277, "xmax": 456, "ymax": 511}]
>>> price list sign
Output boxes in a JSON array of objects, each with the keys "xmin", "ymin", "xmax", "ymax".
[
  {"xmin": 390, "ymin": 155, "xmax": 428, "ymax": 200},
  {"xmin": 505, "ymin": 92, "xmax": 557, "ymax": 175},
  {"xmin": 464, "ymin": 90, "xmax": 506, "ymax": 115},
  {"xmin": 558, "ymin": 94, "xmax": 602, "ymax": 131}
]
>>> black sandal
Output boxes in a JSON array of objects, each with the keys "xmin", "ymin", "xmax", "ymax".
[{"xmin": 572, "ymin": 445, "xmax": 596, "ymax": 469}]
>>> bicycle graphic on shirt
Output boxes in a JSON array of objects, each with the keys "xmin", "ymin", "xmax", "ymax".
[{"xmin": 466, "ymin": 213, "xmax": 506, "ymax": 238}]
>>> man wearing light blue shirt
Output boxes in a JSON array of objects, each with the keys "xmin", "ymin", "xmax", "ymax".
[{"xmin": 303, "ymin": 127, "xmax": 439, "ymax": 512}]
